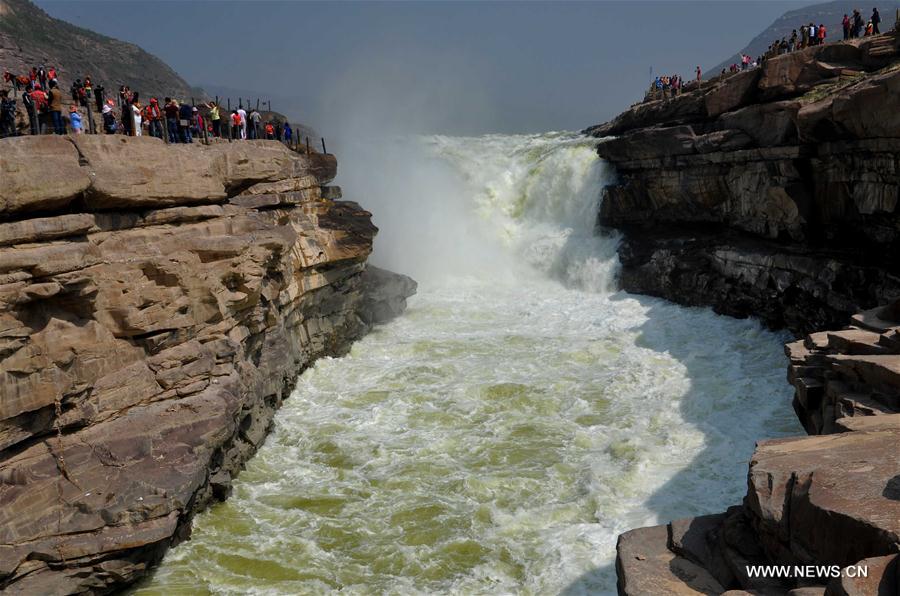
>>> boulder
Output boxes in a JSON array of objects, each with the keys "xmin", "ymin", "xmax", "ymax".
[
  {"xmin": 798, "ymin": 68, "xmax": 900, "ymax": 142},
  {"xmin": 746, "ymin": 429, "xmax": 900, "ymax": 567},
  {"xmin": 72, "ymin": 135, "xmax": 227, "ymax": 208},
  {"xmin": 0, "ymin": 136, "xmax": 91, "ymax": 215},
  {"xmin": 358, "ymin": 265, "xmax": 418, "ymax": 325},
  {"xmin": 704, "ymin": 68, "xmax": 761, "ymax": 117},
  {"xmin": 824, "ymin": 554, "xmax": 898, "ymax": 596},
  {"xmin": 616, "ymin": 524, "xmax": 725, "ymax": 595}
]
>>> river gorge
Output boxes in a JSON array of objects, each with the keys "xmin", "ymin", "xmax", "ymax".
[{"xmin": 136, "ymin": 133, "xmax": 799, "ymax": 595}]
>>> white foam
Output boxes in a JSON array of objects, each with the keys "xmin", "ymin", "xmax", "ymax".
[{"xmin": 138, "ymin": 133, "xmax": 799, "ymax": 596}]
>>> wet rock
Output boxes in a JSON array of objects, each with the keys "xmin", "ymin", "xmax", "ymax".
[
  {"xmin": 616, "ymin": 524, "xmax": 725, "ymax": 595},
  {"xmin": 358, "ymin": 265, "xmax": 418, "ymax": 325},
  {"xmin": 825, "ymin": 554, "xmax": 899, "ymax": 596}
]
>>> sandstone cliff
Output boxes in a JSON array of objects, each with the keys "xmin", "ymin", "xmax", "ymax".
[
  {"xmin": 588, "ymin": 33, "xmax": 900, "ymax": 334},
  {"xmin": 0, "ymin": 136, "xmax": 415, "ymax": 593},
  {"xmin": 587, "ymin": 32, "xmax": 900, "ymax": 596}
]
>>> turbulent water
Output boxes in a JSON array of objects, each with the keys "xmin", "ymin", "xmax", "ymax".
[{"xmin": 137, "ymin": 133, "xmax": 800, "ymax": 595}]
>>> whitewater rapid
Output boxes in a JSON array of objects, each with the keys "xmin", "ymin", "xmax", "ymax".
[{"xmin": 137, "ymin": 133, "xmax": 799, "ymax": 595}]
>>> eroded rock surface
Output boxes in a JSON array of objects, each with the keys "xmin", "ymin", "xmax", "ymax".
[
  {"xmin": 596, "ymin": 34, "xmax": 900, "ymax": 596},
  {"xmin": 0, "ymin": 136, "xmax": 415, "ymax": 593},
  {"xmin": 588, "ymin": 33, "xmax": 900, "ymax": 334}
]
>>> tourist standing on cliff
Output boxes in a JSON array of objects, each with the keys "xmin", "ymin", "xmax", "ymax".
[
  {"xmin": 21, "ymin": 89, "xmax": 36, "ymax": 135},
  {"xmin": 131, "ymin": 95, "xmax": 143, "ymax": 136},
  {"xmin": 843, "ymin": 14, "xmax": 851, "ymax": 39},
  {"xmin": 164, "ymin": 98, "xmax": 179, "ymax": 142},
  {"xmin": 69, "ymin": 105, "xmax": 83, "ymax": 134},
  {"xmin": 852, "ymin": 10, "xmax": 864, "ymax": 37},
  {"xmin": 48, "ymin": 80, "xmax": 64, "ymax": 135},
  {"xmin": 872, "ymin": 7, "xmax": 881, "ymax": 33},
  {"xmin": 178, "ymin": 100, "xmax": 193, "ymax": 143},
  {"xmin": 145, "ymin": 98, "xmax": 162, "ymax": 139},
  {"xmin": 817, "ymin": 23, "xmax": 827, "ymax": 44},
  {"xmin": 208, "ymin": 101, "xmax": 221, "ymax": 137},
  {"xmin": 249, "ymin": 108, "xmax": 261, "ymax": 139},
  {"xmin": 231, "ymin": 110, "xmax": 242, "ymax": 140},
  {"xmin": 101, "ymin": 103, "xmax": 116, "ymax": 134},
  {"xmin": 237, "ymin": 105, "xmax": 247, "ymax": 140},
  {"xmin": 0, "ymin": 90, "xmax": 15, "ymax": 138},
  {"xmin": 283, "ymin": 122, "xmax": 293, "ymax": 145}
]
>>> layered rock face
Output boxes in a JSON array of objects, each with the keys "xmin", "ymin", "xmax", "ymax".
[
  {"xmin": 592, "ymin": 34, "xmax": 900, "ymax": 596},
  {"xmin": 0, "ymin": 136, "xmax": 415, "ymax": 593},
  {"xmin": 588, "ymin": 33, "xmax": 900, "ymax": 334}
]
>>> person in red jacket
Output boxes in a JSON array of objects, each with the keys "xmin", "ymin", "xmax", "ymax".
[
  {"xmin": 231, "ymin": 110, "xmax": 242, "ymax": 140},
  {"xmin": 163, "ymin": 97, "xmax": 179, "ymax": 143},
  {"xmin": 145, "ymin": 98, "xmax": 163, "ymax": 139}
]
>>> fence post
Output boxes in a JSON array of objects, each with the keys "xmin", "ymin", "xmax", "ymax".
[
  {"xmin": 306, "ymin": 136, "xmax": 310, "ymax": 155},
  {"xmin": 321, "ymin": 138, "xmax": 327, "ymax": 154},
  {"xmin": 85, "ymin": 96, "xmax": 95, "ymax": 134}
]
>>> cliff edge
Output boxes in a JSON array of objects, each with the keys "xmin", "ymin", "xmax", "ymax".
[
  {"xmin": 587, "ymin": 32, "xmax": 900, "ymax": 596},
  {"xmin": 588, "ymin": 32, "xmax": 900, "ymax": 335},
  {"xmin": 0, "ymin": 136, "xmax": 415, "ymax": 593}
]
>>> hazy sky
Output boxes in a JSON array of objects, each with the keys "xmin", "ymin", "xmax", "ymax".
[{"xmin": 37, "ymin": 0, "xmax": 820, "ymax": 135}]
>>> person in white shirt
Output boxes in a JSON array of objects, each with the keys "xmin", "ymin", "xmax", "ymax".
[{"xmin": 237, "ymin": 106, "xmax": 247, "ymax": 140}]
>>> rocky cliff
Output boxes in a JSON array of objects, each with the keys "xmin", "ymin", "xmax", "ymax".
[
  {"xmin": 587, "ymin": 32, "xmax": 900, "ymax": 596},
  {"xmin": 588, "ymin": 32, "xmax": 900, "ymax": 335},
  {"xmin": 708, "ymin": 1, "xmax": 900, "ymax": 76},
  {"xmin": 0, "ymin": 136, "xmax": 415, "ymax": 593}
]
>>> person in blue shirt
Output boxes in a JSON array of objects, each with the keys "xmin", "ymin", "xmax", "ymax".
[{"xmin": 69, "ymin": 105, "xmax": 83, "ymax": 134}]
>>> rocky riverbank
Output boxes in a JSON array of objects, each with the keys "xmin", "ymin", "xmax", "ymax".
[
  {"xmin": 586, "ymin": 33, "xmax": 900, "ymax": 595},
  {"xmin": 0, "ymin": 136, "xmax": 415, "ymax": 593}
]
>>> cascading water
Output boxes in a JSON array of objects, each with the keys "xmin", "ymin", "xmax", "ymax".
[{"xmin": 137, "ymin": 133, "xmax": 799, "ymax": 595}]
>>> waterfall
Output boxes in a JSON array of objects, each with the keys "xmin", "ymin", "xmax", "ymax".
[{"xmin": 139, "ymin": 133, "xmax": 798, "ymax": 596}]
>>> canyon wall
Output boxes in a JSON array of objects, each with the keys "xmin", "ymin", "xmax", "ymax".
[
  {"xmin": 588, "ymin": 33, "xmax": 900, "ymax": 335},
  {"xmin": 587, "ymin": 34, "xmax": 900, "ymax": 595},
  {"xmin": 0, "ymin": 136, "xmax": 415, "ymax": 594}
]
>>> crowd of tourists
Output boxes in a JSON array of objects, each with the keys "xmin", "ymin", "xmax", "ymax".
[
  {"xmin": 1, "ymin": 66, "xmax": 296, "ymax": 145},
  {"xmin": 649, "ymin": 74, "xmax": 687, "ymax": 99},
  {"xmin": 763, "ymin": 7, "xmax": 882, "ymax": 60},
  {"xmin": 644, "ymin": 6, "xmax": 888, "ymax": 102}
]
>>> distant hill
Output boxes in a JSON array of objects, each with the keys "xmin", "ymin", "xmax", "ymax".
[
  {"xmin": 709, "ymin": 1, "xmax": 900, "ymax": 75},
  {"xmin": 0, "ymin": 0, "xmax": 202, "ymax": 100}
]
